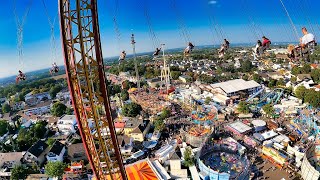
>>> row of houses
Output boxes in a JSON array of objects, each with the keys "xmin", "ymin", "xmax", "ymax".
[{"xmin": 0, "ymin": 140, "xmax": 87, "ymax": 178}]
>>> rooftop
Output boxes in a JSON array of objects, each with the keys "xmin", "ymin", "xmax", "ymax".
[
  {"xmin": 261, "ymin": 130, "xmax": 278, "ymax": 140},
  {"xmin": 67, "ymin": 143, "xmax": 86, "ymax": 157},
  {"xmin": 27, "ymin": 140, "xmax": 48, "ymax": 158},
  {"xmin": 48, "ymin": 141, "xmax": 65, "ymax": 155},
  {"xmin": 0, "ymin": 152, "xmax": 25, "ymax": 167},
  {"xmin": 228, "ymin": 121, "xmax": 252, "ymax": 134},
  {"xmin": 124, "ymin": 118, "xmax": 142, "ymax": 129},
  {"xmin": 59, "ymin": 115, "xmax": 76, "ymax": 121},
  {"xmin": 210, "ymin": 79, "xmax": 261, "ymax": 94},
  {"xmin": 251, "ymin": 120, "xmax": 267, "ymax": 127},
  {"xmin": 125, "ymin": 159, "xmax": 160, "ymax": 180},
  {"xmin": 24, "ymin": 101, "xmax": 52, "ymax": 110}
]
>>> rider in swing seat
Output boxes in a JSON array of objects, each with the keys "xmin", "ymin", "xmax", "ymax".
[
  {"xmin": 261, "ymin": 36, "xmax": 271, "ymax": 53},
  {"xmin": 218, "ymin": 39, "xmax": 230, "ymax": 58},
  {"xmin": 287, "ymin": 27, "xmax": 316, "ymax": 61},
  {"xmin": 118, "ymin": 50, "xmax": 126, "ymax": 64},
  {"xmin": 184, "ymin": 42, "xmax": 195, "ymax": 57},
  {"xmin": 299, "ymin": 27, "xmax": 316, "ymax": 57},
  {"xmin": 50, "ymin": 62, "xmax": 59, "ymax": 75},
  {"xmin": 16, "ymin": 70, "xmax": 26, "ymax": 84},
  {"xmin": 153, "ymin": 47, "xmax": 161, "ymax": 56}
]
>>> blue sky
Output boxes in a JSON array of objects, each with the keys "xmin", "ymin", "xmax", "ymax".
[{"xmin": 0, "ymin": 0, "xmax": 319, "ymax": 78}]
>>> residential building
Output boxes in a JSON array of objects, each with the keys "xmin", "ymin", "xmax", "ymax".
[
  {"xmin": 146, "ymin": 78, "xmax": 164, "ymax": 88},
  {"xmin": 123, "ymin": 117, "xmax": 143, "ymax": 135},
  {"xmin": 114, "ymin": 120, "xmax": 126, "ymax": 133},
  {"xmin": 267, "ymin": 72, "xmax": 284, "ymax": 80},
  {"xmin": 57, "ymin": 115, "xmax": 77, "ymax": 135},
  {"xmin": 23, "ymin": 140, "xmax": 49, "ymax": 165},
  {"xmin": 129, "ymin": 120, "xmax": 151, "ymax": 142},
  {"xmin": 179, "ymin": 75, "xmax": 192, "ymax": 83},
  {"xmin": 310, "ymin": 64, "xmax": 318, "ymax": 69},
  {"xmin": 10, "ymin": 101, "xmax": 25, "ymax": 111},
  {"xmin": 170, "ymin": 152, "xmax": 181, "ymax": 171},
  {"xmin": 294, "ymin": 79, "xmax": 315, "ymax": 91},
  {"xmin": 56, "ymin": 89, "xmax": 71, "ymax": 101},
  {"xmin": 297, "ymin": 74, "xmax": 312, "ymax": 82},
  {"xmin": 46, "ymin": 141, "xmax": 66, "ymax": 162},
  {"xmin": 0, "ymin": 152, "xmax": 25, "ymax": 178},
  {"xmin": 26, "ymin": 174, "xmax": 49, "ymax": 180},
  {"xmin": 67, "ymin": 143, "xmax": 87, "ymax": 162},
  {"xmin": 117, "ymin": 135, "xmax": 133, "ymax": 155},
  {"xmin": 25, "ymin": 92, "xmax": 51, "ymax": 106},
  {"xmin": 23, "ymin": 101, "xmax": 52, "ymax": 116}
]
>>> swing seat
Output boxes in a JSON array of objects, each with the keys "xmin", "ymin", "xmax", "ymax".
[
  {"xmin": 54, "ymin": 67, "xmax": 59, "ymax": 73},
  {"xmin": 17, "ymin": 75, "xmax": 26, "ymax": 83}
]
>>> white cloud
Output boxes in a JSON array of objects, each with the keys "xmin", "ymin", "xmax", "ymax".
[{"xmin": 208, "ymin": 0, "xmax": 217, "ymax": 5}]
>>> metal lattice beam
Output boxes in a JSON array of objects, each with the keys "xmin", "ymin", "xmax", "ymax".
[{"xmin": 59, "ymin": 0, "xmax": 126, "ymax": 179}]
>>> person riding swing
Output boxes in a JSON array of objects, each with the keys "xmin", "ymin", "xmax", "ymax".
[
  {"xmin": 118, "ymin": 50, "xmax": 126, "ymax": 64},
  {"xmin": 50, "ymin": 62, "xmax": 59, "ymax": 75},
  {"xmin": 153, "ymin": 47, "xmax": 161, "ymax": 56},
  {"xmin": 218, "ymin": 39, "xmax": 230, "ymax": 58},
  {"xmin": 287, "ymin": 27, "xmax": 316, "ymax": 61},
  {"xmin": 184, "ymin": 42, "xmax": 195, "ymax": 57},
  {"xmin": 16, "ymin": 70, "xmax": 26, "ymax": 84}
]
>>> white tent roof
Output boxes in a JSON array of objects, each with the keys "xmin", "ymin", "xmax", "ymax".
[
  {"xmin": 261, "ymin": 130, "xmax": 278, "ymax": 140},
  {"xmin": 228, "ymin": 121, "xmax": 252, "ymax": 134},
  {"xmin": 210, "ymin": 79, "xmax": 261, "ymax": 94},
  {"xmin": 251, "ymin": 120, "xmax": 266, "ymax": 127}
]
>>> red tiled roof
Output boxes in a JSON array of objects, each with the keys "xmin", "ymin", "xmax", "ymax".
[
  {"xmin": 114, "ymin": 121, "xmax": 126, "ymax": 128},
  {"xmin": 310, "ymin": 64, "xmax": 318, "ymax": 69}
]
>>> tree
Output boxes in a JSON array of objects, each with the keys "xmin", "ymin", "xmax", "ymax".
[
  {"xmin": 120, "ymin": 90, "xmax": 129, "ymax": 101},
  {"xmin": 160, "ymin": 108, "xmax": 171, "ymax": 120},
  {"xmin": 276, "ymin": 78, "xmax": 285, "ymax": 87},
  {"xmin": 199, "ymin": 74, "xmax": 215, "ymax": 84},
  {"xmin": 237, "ymin": 101, "xmax": 250, "ymax": 114},
  {"xmin": 154, "ymin": 118, "xmax": 165, "ymax": 131},
  {"xmin": 122, "ymin": 80, "xmax": 135, "ymax": 91},
  {"xmin": 122, "ymin": 103, "xmax": 142, "ymax": 117},
  {"xmin": 186, "ymin": 72, "xmax": 194, "ymax": 80},
  {"xmin": 11, "ymin": 165, "xmax": 29, "ymax": 180},
  {"xmin": 311, "ymin": 69, "xmax": 320, "ymax": 83},
  {"xmin": 0, "ymin": 120, "xmax": 8, "ymax": 136},
  {"xmin": 291, "ymin": 66, "xmax": 302, "ymax": 75},
  {"xmin": 262, "ymin": 104, "xmax": 275, "ymax": 117},
  {"xmin": 45, "ymin": 161, "xmax": 67, "ymax": 178},
  {"xmin": 171, "ymin": 71, "xmax": 182, "ymax": 80},
  {"xmin": 304, "ymin": 89, "xmax": 320, "ymax": 108},
  {"xmin": 31, "ymin": 121, "xmax": 48, "ymax": 139},
  {"xmin": 66, "ymin": 107, "xmax": 73, "ymax": 115},
  {"xmin": 252, "ymin": 74, "xmax": 262, "ymax": 83},
  {"xmin": 204, "ymin": 97, "xmax": 212, "ymax": 105},
  {"xmin": 51, "ymin": 102, "xmax": 67, "ymax": 117},
  {"xmin": 47, "ymin": 138, "xmax": 56, "ymax": 147},
  {"xmin": 290, "ymin": 76, "xmax": 297, "ymax": 83},
  {"xmin": 49, "ymin": 85, "xmax": 63, "ymax": 98},
  {"xmin": 268, "ymin": 79, "xmax": 277, "ymax": 88},
  {"xmin": 301, "ymin": 64, "xmax": 311, "ymax": 74},
  {"xmin": 2, "ymin": 104, "xmax": 11, "ymax": 113},
  {"xmin": 295, "ymin": 86, "xmax": 307, "ymax": 102},
  {"xmin": 17, "ymin": 128, "xmax": 37, "ymax": 151},
  {"xmin": 241, "ymin": 60, "xmax": 254, "ymax": 73},
  {"xmin": 183, "ymin": 147, "xmax": 194, "ymax": 167}
]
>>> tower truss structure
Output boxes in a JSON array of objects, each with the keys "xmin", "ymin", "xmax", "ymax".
[{"xmin": 59, "ymin": 0, "xmax": 126, "ymax": 179}]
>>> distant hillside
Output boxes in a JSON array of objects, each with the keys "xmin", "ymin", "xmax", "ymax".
[{"xmin": 0, "ymin": 66, "xmax": 65, "ymax": 86}]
